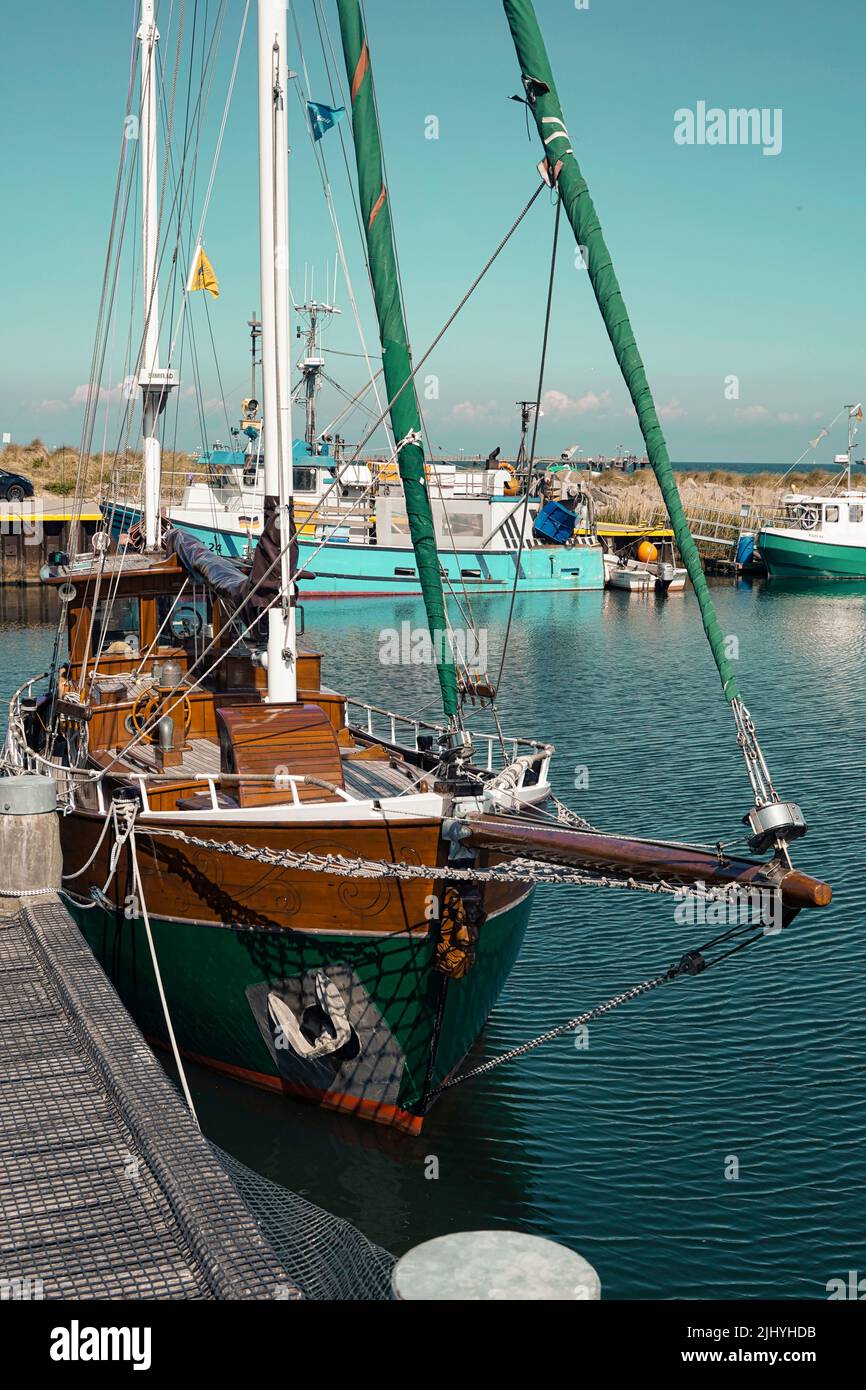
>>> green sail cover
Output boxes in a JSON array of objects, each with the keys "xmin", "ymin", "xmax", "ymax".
[
  {"xmin": 502, "ymin": 0, "xmax": 740, "ymax": 703},
  {"xmin": 337, "ymin": 0, "xmax": 458, "ymax": 718}
]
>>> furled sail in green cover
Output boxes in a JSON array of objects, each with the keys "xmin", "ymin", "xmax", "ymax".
[
  {"xmin": 502, "ymin": 0, "xmax": 741, "ymax": 704},
  {"xmin": 336, "ymin": 0, "xmax": 458, "ymax": 718}
]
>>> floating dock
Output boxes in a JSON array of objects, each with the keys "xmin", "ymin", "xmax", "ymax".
[{"xmin": 0, "ymin": 895, "xmax": 299, "ymax": 1299}]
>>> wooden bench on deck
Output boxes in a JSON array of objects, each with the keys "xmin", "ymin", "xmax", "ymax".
[{"xmin": 215, "ymin": 703, "xmax": 346, "ymax": 807}]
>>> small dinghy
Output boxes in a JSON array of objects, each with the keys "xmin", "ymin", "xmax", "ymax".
[
  {"xmin": 604, "ymin": 554, "xmax": 654, "ymax": 592},
  {"xmin": 604, "ymin": 539, "xmax": 687, "ymax": 593}
]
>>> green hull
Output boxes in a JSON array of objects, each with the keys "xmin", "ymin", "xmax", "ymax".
[
  {"xmin": 759, "ymin": 530, "xmax": 866, "ymax": 580},
  {"xmin": 72, "ymin": 892, "xmax": 533, "ymax": 1131}
]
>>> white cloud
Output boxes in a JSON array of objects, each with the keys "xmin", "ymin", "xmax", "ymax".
[
  {"xmin": 69, "ymin": 380, "xmax": 131, "ymax": 405},
  {"xmin": 542, "ymin": 389, "xmax": 611, "ymax": 417},
  {"xmin": 658, "ymin": 398, "xmax": 686, "ymax": 421},
  {"xmin": 734, "ymin": 404, "xmax": 770, "ymax": 422},
  {"xmin": 36, "ymin": 399, "xmax": 69, "ymax": 414},
  {"xmin": 452, "ymin": 399, "xmax": 498, "ymax": 422}
]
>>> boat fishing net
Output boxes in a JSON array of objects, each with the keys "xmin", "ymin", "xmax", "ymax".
[{"xmin": 211, "ymin": 1143, "xmax": 395, "ymax": 1301}]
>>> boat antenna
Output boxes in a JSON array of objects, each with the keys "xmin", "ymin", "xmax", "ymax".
[
  {"xmin": 248, "ymin": 311, "xmax": 261, "ymax": 402},
  {"xmin": 294, "ymin": 295, "xmax": 341, "ymax": 453},
  {"xmin": 515, "ymin": 401, "xmax": 538, "ymax": 486}
]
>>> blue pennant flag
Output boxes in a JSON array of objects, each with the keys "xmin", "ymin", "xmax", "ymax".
[{"xmin": 307, "ymin": 101, "xmax": 346, "ymax": 142}]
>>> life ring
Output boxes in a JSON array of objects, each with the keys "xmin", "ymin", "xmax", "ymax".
[
  {"xmin": 498, "ymin": 462, "xmax": 521, "ymax": 496},
  {"xmin": 799, "ymin": 505, "xmax": 819, "ymax": 531}
]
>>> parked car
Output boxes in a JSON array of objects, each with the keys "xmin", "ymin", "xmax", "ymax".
[{"xmin": 0, "ymin": 470, "xmax": 35, "ymax": 502}]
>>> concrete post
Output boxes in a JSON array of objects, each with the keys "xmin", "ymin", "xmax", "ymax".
[
  {"xmin": 0, "ymin": 775, "xmax": 62, "ymax": 897},
  {"xmin": 392, "ymin": 1230, "xmax": 601, "ymax": 1301}
]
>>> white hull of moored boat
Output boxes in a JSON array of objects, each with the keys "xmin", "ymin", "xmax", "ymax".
[
  {"xmin": 607, "ymin": 566, "xmax": 653, "ymax": 592},
  {"xmin": 604, "ymin": 553, "xmax": 687, "ymax": 594}
]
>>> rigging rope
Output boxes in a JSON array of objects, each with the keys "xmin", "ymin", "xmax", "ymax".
[{"xmin": 495, "ymin": 191, "xmax": 562, "ymax": 697}]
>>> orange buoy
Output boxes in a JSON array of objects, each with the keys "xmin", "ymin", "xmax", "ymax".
[{"xmin": 637, "ymin": 540, "xmax": 658, "ymax": 564}]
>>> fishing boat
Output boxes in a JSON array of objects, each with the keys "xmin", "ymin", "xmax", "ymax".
[
  {"xmin": 758, "ymin": 407, "xmax": 866, "ymax": 579},
  {"xmin": 107, "ymin": 408, "xmax": 606, "ymax": 598},
  {"xmin": 5, "ymin": 0, "xmax": 830, "ymax": 1136}
]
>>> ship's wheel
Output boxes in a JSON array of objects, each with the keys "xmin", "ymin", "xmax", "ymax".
[{"xmin": 130, "ymin": 687, "xmax": 192, "ymax": 744}]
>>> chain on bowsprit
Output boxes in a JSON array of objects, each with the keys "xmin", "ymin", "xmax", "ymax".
[
  {"xmin": 133, "ymin": 820, "xmax": 773, "ymax": 1102},
  {"xmin": 137, "ymin": 822, "xmax": 754, "ymax": 905}
]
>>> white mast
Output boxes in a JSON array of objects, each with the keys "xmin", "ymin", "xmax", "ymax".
[
  {"xmin": 138, "ymin": 0, "xmax": 176, "ymax": 551},
  {"xmin": 258, "ymin": 0, "xmax": 296, "ymax": 703},
  {"xmin": 845, "ymin": 403, "xmax": 861, "ymax": 492}
]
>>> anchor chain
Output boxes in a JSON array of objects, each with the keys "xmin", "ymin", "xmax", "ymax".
[{"xmin": 424, "ymin": 922, "xmax": 765, "ymax": 1105}]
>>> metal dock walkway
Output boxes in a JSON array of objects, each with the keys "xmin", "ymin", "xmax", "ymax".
[{"xmin": 0, "ymin": 897, "xmax": 298, "ymax": 1300}]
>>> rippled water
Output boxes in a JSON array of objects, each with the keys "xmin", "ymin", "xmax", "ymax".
[{"xmin": 3, "ymin": 576, "xmax": 863, "ymax": 1299}]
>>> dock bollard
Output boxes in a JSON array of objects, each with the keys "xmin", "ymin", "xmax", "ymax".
[
  {"xmin": 0, "ymin": 775, "xmax": 61, "ymax": 896},
  {"xmin": 391, "ymin": 1230, "xmax": 601, "ymax": 1301}
]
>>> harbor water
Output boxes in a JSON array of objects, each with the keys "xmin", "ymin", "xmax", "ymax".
[{"xmin": 2, "ymin": 574, "xmax": 862, "ymax": 1301}]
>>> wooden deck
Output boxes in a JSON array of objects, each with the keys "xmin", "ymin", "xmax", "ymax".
[{"xmin": 120, "ymin": 734, "xmax": 423, "ymax": 802}]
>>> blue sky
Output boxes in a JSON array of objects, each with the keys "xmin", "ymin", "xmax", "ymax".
[{"xmin": 1, "ymin": 0, "xmax": 863, "ymax": 464}]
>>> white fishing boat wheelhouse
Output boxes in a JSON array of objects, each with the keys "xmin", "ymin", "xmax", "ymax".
[{"xmin": 758, "ymin": 409, "xmax": 866, "ymax": 580}]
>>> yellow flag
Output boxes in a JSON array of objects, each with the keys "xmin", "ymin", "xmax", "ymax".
[{"xmin": 190, "ymin": 245, "xmax": 219, "ymax": 298}]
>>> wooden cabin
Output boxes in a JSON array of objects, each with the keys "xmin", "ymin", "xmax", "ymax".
[{"xmin": 42, "ymin": 553, "xmax": 415, "ymax": 815}]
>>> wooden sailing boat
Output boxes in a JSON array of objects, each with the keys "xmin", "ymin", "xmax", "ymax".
[{"xmin": 8, "ymin": 0, "xmax": 830, "ymax": 1135}]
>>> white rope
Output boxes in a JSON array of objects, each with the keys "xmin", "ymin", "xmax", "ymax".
[
  {"xmin": 61, "ymin": 805, "xmax": 115, "ymax": 881},
  {"xmin": 0, "ymin": 887, "xmax": 56, "ymax": 899},
  {"xmin": 395, "ymin": 429, "xmax": 423, "ymax": 454},
  {"xmin": 129, "ymin": 828, "xmax": 200, "ymax": 1127}
]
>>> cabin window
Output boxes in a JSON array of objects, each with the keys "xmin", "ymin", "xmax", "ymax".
[
  {"xmin": 157, "ymin": 594, "xmax": 208, "ymax": 643},
  {"xmin": 293, "ymin": 468, "xmax": 317, "ymax": 493},
  {"xmin": 91, "ymin": 595, "xmax": 141, "ymax": 656},
  {"xmin": 825, "ymin": 505, "xmax": 840, "ymax": 523},
  {"xmin": 849, "ymin": 505, "xmax": 863, "ymax": 524},
  {"xmin": 445, "ymin": 512, "xmax": 486, "ymax": 538}
]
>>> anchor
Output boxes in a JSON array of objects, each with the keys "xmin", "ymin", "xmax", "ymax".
[{"xmin": 268, "ymin": 972, "xmax": 353, "ymax": 1060}]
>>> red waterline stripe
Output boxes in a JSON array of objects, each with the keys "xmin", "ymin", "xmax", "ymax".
[{"xmin": 146, "ymin": 1034, "xmax": 425, "ymax": 1135}]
